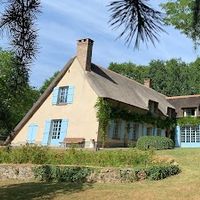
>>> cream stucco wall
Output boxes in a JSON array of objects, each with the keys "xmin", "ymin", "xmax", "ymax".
[{"xmin": 12, "ymin": 58, "xmax": 99, "ymax": 146}]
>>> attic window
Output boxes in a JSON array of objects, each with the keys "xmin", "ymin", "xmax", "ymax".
[
  {"xmin": 58, "ymin": 86, "xmax": 69, "ymax": 104},
  {"xmin": 183, "ymin": 108, "xmax": 196, "ymax": 117},
  {"xmin": 148, "ymin": 100, "xmax": 158, "ymax": 114},
  {"xmin": 167, "ymin": 107, "xmax": 175, "ymax": 118}
]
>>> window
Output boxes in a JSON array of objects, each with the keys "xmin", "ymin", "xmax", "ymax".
[
  {"xmin": 180, "ymin": 126, "xmax": 200, "ymax": 143},
  {"xmin": 52, "ymin": 85, "xmax": 75, "ymax": 105},
  {"xmin": 50, "ymin": 120, "xmax": 62, "ymax": 140},
  {"xmin": 148, "ymin": 101, "xmax": 158, "ymax": 114},
  {"xmin": 127, "ymin": 123, "xmax": 139, "ymax": 140},
  {"xmin": 113, "ymin": 120, "xmax": 121, "ymax": 140},
  {"xmin": 183, "ymin": 108, "xmax": 196, "ymax": 117},
  {"xmin": 167, "ymin": 108, "xmax": 175, "ymax": 118},
  {"xmin": 58, "ymin": 87, "xmax": 69, "ymax": 104}
]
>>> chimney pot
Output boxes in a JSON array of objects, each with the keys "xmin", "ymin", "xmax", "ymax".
[
  {"xmin": 144, "ymin": 78, "xmax": 152, "ymax": 88},
  {"xmin": 77, "ymin": 38, "xmax": 93, "ymax": 71}
]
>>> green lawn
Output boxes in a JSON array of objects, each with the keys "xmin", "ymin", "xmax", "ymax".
[{"xmin": 1, "ymin": 148, "xmax": 200, "ymax": 200}]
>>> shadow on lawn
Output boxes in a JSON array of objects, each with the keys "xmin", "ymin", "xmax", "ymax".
[{"xmin": 0, "ymin": 181, "xmax": 93, "ymax": 200}]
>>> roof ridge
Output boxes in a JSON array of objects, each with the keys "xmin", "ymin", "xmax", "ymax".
[
  {"xmin": 96, "ymin": 64, "xmax": 167, "ymax": 98},
  {"xmin": 167, "ymin": 94, "xmax": 200, "ymax": 99}
]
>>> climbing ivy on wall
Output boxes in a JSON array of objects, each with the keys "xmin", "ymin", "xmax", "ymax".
[
  {"xmin": 177, "ymin": 117, "xmax": 200, "ymax": 126},
  {"xmin": 95, "ymin": 98, "xmax": 112, "ymax": 147},
  {"xmin": 95, "ymin": 97, "xmax": 176, "ymax": 146}
]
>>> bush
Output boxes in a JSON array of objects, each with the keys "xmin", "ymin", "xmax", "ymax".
[
  {"xmin": 33, "ymin": 165, "xmax": 92, "ymax": 182},
  {"xmin": 0, "ymin": 146, "xmax": 153, "ymax": 168},
  {"xmin": 0, "ymin": 145, "xmax": 49, "ymax": 164},
  {"xmin": 135, "ymin": 164, "xmax": 181, "ymax": 181},
  {"xmin": 136, "ymin": 136, "xmax": 174, "ymax": 150}
]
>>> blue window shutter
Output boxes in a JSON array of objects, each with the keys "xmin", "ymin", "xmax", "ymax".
[
  {"xmin": 27, "ymin": 124, "xmax": 38, "ymax": 143},
  {"xmin": 42, "ymin": 120, "xmax": 51, "ymax": 145},
  {"xmin": 108, "ymin": 120, "xmax": 114, "ymax": 139},
  {"xmin": 27, "ymin": 125, "xmax": 33, "ymax": 143},
  {"xmin": 67, "ymin": 85, "xmax": 75, "ymax": 104},
  {"xmin": 59, "ymin": 119, "xmax": 69, "ymax": 143},
  {"xmin": 52, "ymin": 87, "xmax": 59, "ymax": 105}
]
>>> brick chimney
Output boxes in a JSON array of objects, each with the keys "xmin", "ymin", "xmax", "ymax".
[
  {"xmin": 77, "ymin": 38, "xmax": 94, "ymax": 71},
  {"xmin": 144, "ymin": 78, "xmax": 152, "ymax": 88}
]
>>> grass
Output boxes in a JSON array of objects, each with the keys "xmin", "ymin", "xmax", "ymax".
[
  {"xmin": 0, "ymin": 146, "xmax": 152, "ymax": 167},
  {"xmin": 1, "ymin": 148, "xmax": 200, "ymax": 200}
]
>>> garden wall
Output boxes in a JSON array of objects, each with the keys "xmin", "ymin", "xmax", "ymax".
[{"xmin": 0, "ymin": 164, "xmax": 135, "ymax": 183}]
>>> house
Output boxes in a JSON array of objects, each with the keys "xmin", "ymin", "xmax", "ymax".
[
  {"xmin": 167, "ymin": 95, "xmax": 200, "ymax": 147},
  {"xmin": 5, "ymin": 38, "xmax": 176, "ymax": 148}
]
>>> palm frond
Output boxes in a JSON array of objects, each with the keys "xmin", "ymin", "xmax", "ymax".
[{"xmin": 108, "ymin": 0, "xmax": 165, "ymax": 48}]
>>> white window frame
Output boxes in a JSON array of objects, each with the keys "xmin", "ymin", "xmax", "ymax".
[
  {"xmin": 183, "ymin": 108, "xmax": 197, "ymax": 117},
  {"xmin": 180, "ymin": 126, "xmax": 200, "ymax": 143},
  {"xmin": 50, "ymin": 120, "xmax": 62, "ymax": 140},
  {"xmin": 57, "ymin": 86, "xmax": 69, "ymax": 104}
]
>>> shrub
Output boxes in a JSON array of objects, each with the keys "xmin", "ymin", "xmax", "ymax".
[
  {"xmin": 0, "ymin": 145, "xmax": 49, "ymax": 164},
  {"xmin": 33, "ymin": 165, "xmax": 92, "ymax": 182},
  {"xmin": 136, "ymin": 136, "xmax": 174, "ymax": 150},
  {"xmin": 0, "ymin": 145, "xmax": 153, "ymax": 167},
  {"xmin": 135, "ymin": 164, "xmax": 181, "ymax": 181}
]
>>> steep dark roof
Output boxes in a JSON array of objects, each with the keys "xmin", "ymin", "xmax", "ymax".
[
  {"xmin": 167, "ymin": 95, "xmax": 200, "ymax": 118},
  {"xmin": 87, "ymin": 64, "xmax": 174, "ymax": 116}
]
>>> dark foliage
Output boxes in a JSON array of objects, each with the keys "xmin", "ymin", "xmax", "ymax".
[
  {"xmin": 135, "ymin": 164, "xmax": 181, "ymax": 180},
  {"xmin": 193, "ymin": 0, "xmax": 200, "ymax": 46},
  {"xmin": 33, "ymin": 165, "xmax": 92, "ymax": 183},
  {"xmin": 136, "ymin": 136, "xmax": 174, "ymax": 150},
  {"xmin": 108, "ymin": 0, "xmax": 165, "ymax": 48},
  {"xmin": 0, "ymin": 0, "xmax": 41, "ymax": 85}
]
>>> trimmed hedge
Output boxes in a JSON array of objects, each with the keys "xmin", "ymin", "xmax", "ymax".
[
  {"xmin": 135, "ymin": 164, "xmax": 181, "ymax": 181},
  {"xmin": 33, "ymin": 164, "xmax": 181, "ymax": 183},
  {"xmin": 33, "ymin": 165, "xmax": 92, "ymax": 182},
  {"xmin": 136, "ymin": 136, "xmax": 174, "ymax": 150}
]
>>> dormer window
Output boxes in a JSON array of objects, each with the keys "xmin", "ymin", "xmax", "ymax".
[
  {"xmin": 148, "ymin": 100, "xmax": 158, "ymax": 114},
  {"xmin": 183, "ymin": 108, "xmax": 196, "ymax": 117},
  {"xmin": 167, "ymin": 107, "xmax": 175, "ymax": 118}
]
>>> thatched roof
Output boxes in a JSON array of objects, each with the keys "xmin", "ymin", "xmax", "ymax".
[
  {"xmin": 87, "ymin": 64, "xmax": 174, "ymax": 116},
  {"xmin": 167, "ymin": 95, "xmax": 200, "ymax": 117}
]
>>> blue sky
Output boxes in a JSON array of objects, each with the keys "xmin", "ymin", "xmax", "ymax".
[{"xmin": 0, "ymin": 0, "xmax": 200, "ymax": 88}]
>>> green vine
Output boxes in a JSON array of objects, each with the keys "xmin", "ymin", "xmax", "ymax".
[
  {"xmin": 95, "ymin": 98, "xmax": 111, "ymax": 147},
  {"xmin": 177, "ymin": 117, "xmax": 200, "ymax": 126},
  {"xmin": 95, "ymin": 98, "xmax": 176, "ymax": 146}
]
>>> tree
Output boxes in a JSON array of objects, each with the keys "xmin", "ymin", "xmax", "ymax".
[
  {"xmin": 39, "ymin": 71, "xmax": 59, "ymax": 94},
  {"xmin": 0, "ymin": 49, "xmax": 39, "ymax": 137},
  {"xmin": 108, "ymin": 0, "xmax": 200, "ymax": 48},
  {"xmin": 109, "ymin": 62, "xmax": 148, "ymax": 83},
  {"xmin": 0, "ymin": 0, "xmax": 41, "ymax": 86},
  {"xmin": 161, "ymin": 0, "xmax": 200, "ymax": 46},
  {"xmin": 109, "ymin": 58, "xmax": 200, "ymax": 96}
]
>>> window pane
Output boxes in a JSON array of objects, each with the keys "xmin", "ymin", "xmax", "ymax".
[
  {"xmin": 180, "ymin": 127, "xmax": 186, "ymax": 142},
  {"xmin": 51, "ymin": 120, "xmax": 62, "ymax": 140},
  {"xmin": 58, "ymin": 87, "xmax": 68, "ymax": 104},
  {"xmin": 191, "ymin": 126, "xmax": 195, "ymax": 143},
  {"xmin": 196, "ymin": 126, "xmax": 200, "ymax": 142}
]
